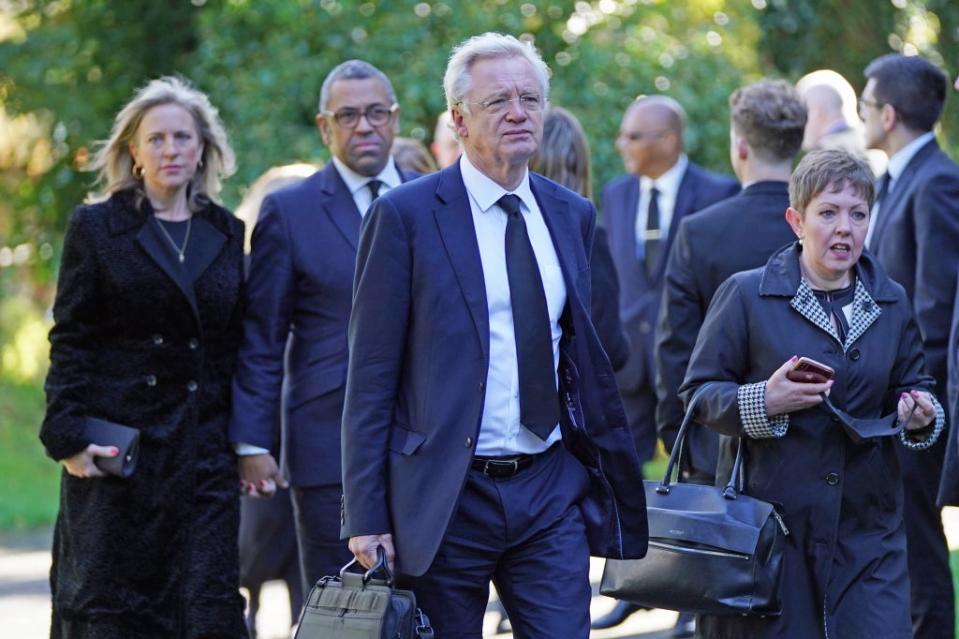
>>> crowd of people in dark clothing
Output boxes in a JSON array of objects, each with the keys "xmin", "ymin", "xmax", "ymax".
[{"xmin": 39, "ymin": 29, "xmax": 959, "ymax": 639}]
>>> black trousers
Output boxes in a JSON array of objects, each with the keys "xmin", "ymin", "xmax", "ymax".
[{"xmin": 898, "ymin": 437, "xmax": 955, "ymax": 639}]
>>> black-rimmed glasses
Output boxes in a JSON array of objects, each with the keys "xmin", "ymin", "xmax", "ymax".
[
  {"xmin": 857, "ymin": 97, "xmax": 883, "ymax": 112},
  {"xmin": 322, "ymin": 103, "xmax": 398, "ymax": 128}
]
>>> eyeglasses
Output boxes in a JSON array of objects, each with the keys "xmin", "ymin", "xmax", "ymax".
[
  {"xmin": 857, "ymin": 97, "xmax": 883, "ymax": 112},
  {"xmin": 459, "ymin": 94, "xmax": 543, "ymax": 115},
  {"xmin": 618, "ymin": 129, "xmax": 670, "ymax": 143},
  {"xmin": 321, "ymin": 103, "xmax": 398, "ymax": 129}
]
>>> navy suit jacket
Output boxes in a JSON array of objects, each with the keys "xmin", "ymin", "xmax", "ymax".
[
  {"xmin": 602, "ymin": 162, "xmax": 738, "ymax": 454},
  {"xmin": 230, "ymin": 162, "xmax": 417, "ymax": 486},
  {"xmin": 340, "ymin": 163, "xmax": 648, "ymax": 576}
]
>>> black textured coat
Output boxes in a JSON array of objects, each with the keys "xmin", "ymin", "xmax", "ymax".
[
  {"xmin": 41, "ymin": 189, "xmax": 247, "ymax": 638},
  {"xmin": 680, "ymin": 244, "xmax": 942, "ymax": 639}
]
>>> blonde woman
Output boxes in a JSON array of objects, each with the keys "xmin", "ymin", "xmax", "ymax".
[{"xmin": 41, "ymin": 76, "xmax": 246, "ymax": 638}]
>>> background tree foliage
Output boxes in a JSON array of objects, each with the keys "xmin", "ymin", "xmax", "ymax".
[{"xmin": 0, "ymin": 0, "xmax": 957, "ymax": 382}]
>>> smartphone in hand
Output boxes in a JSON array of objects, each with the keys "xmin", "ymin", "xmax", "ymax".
[{"xmin": 785, "ymin": 357, "xmax": 835, "ymax": 384}]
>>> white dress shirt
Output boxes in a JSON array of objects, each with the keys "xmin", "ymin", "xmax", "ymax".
[
  {"xmin": 460, "ymin": 154, "xmax": 566, "ymax": 456},
  {"xmin": 865, "ymin": 131, "xmax": 934, "ymax": 246},
  {"xmin": 332, "ymin": 155, "xmax": 402, "ymax": 217},
  {"xmin": 635, "ymin": 154, "xmax": 689, "ymax": 256}
]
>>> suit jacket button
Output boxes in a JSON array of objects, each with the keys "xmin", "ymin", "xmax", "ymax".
[
  {"xmin": 465, "ymin": 437, "xmax": 473, "ymax": 448},
  {"xmin": 849, "ymin": 349, "xmax": 861, "ymax": 361},
  {"xmin": 152, "ymin": 334, "xmax": 163, "ymax": 345},
  {"xmin": 825, "ymin": 472, "xmax": 840, "ymax": 486},
  {"xmin": 146, "ymin": 374, "xmax": 157, "ymax": 387},
  {"xmin": 188, "ymin": 338, "xmax": 199, "ymax": 350},
  {"xmin": 187, "ymin": 380, "xmax": 198, "ymax": 392}
]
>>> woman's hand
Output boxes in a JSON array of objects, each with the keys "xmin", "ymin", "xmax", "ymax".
[
  {"xmin": 764, "ymin": 356, "xmax": 833, "ymax": 416},
  {"xmin": 62, "ymin": 444, "xmax": 118, "ymax": 478},
  {"xmin": 899, "ymin": 389, "xmax": 936, "ymax": 431}
]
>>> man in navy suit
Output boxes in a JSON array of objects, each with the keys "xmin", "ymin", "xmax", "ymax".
[
  {"xmin": 860, "ymin": 53, "xmax": 959, "ymax": 638},
  {"xmin": 655, "ymin": 78, "xmax": 806, "ymax": 478},
  {"xmin": 340, "ymin": 33, "xmax": 647, "ymax": 638},
  {"xmin": 602, "ymin": 96, "xmax": 739, "ymax": 467},
  {"xmin": 595, "ymin": 95, "xmax": 738, "ymax": 634},
  {"xmin": 230, "ymin": 60, "xmax": 417, "ymax": 596}
]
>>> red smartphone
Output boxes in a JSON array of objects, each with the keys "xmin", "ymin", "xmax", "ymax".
[{"xmin": 785, "ymin": 356, "xmax": 835, "ymax": 384}]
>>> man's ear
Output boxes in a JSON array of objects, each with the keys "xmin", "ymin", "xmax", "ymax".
[
  {"xmin": 880, "ymin": 103, "xmax": 898, "ymax": 133},
  {"xmin": 450, "ymin": 106, "xmax": 468, "ymax": 140},
  {"xmin": 316, "ymin": 113, "xmax": 332, "ymax": 147},
  {"xmin": 785, "ymin": 206, "xmax": 804, "ymax": 239},
  {"xmin": 735, "ymin": 136, "xmax": 749, "ymax": 161}
]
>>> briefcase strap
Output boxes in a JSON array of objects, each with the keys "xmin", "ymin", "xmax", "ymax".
[{"xmin": 415, "ymin": 609, "xmax": 435, "ymax": 639}]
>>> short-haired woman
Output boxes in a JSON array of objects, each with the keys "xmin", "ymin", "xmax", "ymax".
[
  {"xmin": 41, "ymin": 76, "xmax": 247, "ymax": 638},
  {"xmin": 681, "ymin": 148, "xmax": 944, "ymax": 638}
]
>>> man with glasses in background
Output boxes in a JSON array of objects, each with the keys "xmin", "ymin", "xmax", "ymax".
[
  {"xmin": 230, "ymin": 60, "xmax": 419, "ymax": 597},
  {"xmin": 860, "ymin": 53, "xmax": 959, "ymax": 639}
]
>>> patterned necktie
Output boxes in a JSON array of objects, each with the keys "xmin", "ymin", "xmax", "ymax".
[
  {"xmin": 645, "ymin": 186, "xmax": 662, "ymax": 275},
  {"xmin": 366, "ymin": 179, "xmax": 384, "ymax": 200},
  {"xmin": 498, "ymin": 194, "xmax": 560, "ymax": 440}
]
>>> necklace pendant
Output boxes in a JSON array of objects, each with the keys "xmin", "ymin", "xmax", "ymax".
[{"xmin": 178, "ymin": 254, "xmax": 185, "ymax": 264}]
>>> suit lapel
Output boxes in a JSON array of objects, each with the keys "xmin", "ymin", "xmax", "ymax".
[
  {"xmin": 531, "ymin": 177, "xmax": 586, "ymax": 305},
  {"xmin": 319, "ymin": 165, "xmax": 362, "ymax": 251},
  {"xmin": 872, "ymin": 139, "xmax": 937, "ymax": 247},
  {"xmin": 432, "ymin": 165, "xmax": 490, "ymax": 361},
  {"xmin": 657, "ymin": 165, "xmax": 697, "ymax": 280}
]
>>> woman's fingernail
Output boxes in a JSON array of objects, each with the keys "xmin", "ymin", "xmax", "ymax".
[
  {"xmin": 258, "ymin": 480, "xmax": 266, "ymax": 488},
  {"xmin": 110, "ymin": 447, "xmax": 119, "ymax": 456}
]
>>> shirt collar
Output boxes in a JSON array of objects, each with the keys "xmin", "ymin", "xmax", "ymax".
[
  {"xmin": 331, "ymin": 155, "xmax": 402, "ymax": 195},
  {"xmin": 887, "ymin": 131, "xmax": 934, "ymax": 182},
  {"xmin": 640, "ymin": 153, "xmax": 688, "ymax": 196},
  {"xmin": 459, "ymin": 153, "xmax": 535, "ymax": 214}
]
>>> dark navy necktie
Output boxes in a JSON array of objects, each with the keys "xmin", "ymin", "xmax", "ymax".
[
  {"xmin": 645, "ymin": 186, "xmax": 661, "ymax": 275},
  {"xmin": 498, "ymin": 194, "xmax": 560, "ymax": 440},
  {"xmin": 366, "ymin": 179, "xmax": 384, "ymax": 200}
]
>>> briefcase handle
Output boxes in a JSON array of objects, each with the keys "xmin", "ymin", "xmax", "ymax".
[
  {"xmin": 339, "ymin": 545, "xmax": 395, "ymax": 586},
  {"xmin": 657, "ymin": 382, "xmax": 745, "ymax": 500}
]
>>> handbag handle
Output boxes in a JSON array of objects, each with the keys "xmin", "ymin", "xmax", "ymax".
[{"xmin": 656, "ymin": 382, "xmax": 745, "ymax": 501}]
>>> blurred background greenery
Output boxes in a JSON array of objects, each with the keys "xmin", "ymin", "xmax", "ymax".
[{"xmin": 0, "ymin": 0, "xmax": 957, "ymax": 529}]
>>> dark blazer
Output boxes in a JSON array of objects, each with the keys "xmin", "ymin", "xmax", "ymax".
[
  {"xmin": 603, "ymin": 162, "xmax": 738, "ymax": 459},
  {"xmin": 41, "ymin": 190, "xmax": 246, "ymax": 637},
  {"xmin": 340, "ymin": 163, "xmax": 648, "ymax": 577},
  {"xmin": 939, "ymin": 280, "xmax": 959, "ymax": 505},
  {"xmin": 654, "ymin": 181, "xmax": 794, "ymax": 474},
  {"xmin": 681, "ymin": 244, "xmax": 940, "ymax": 639},
  {"xmin": 230, "ymin": 163, "xmax": 417, "ymax": 486},
  {"xmin": 591, "ymin": 226, "xmax": 629, "ymax": 371}
]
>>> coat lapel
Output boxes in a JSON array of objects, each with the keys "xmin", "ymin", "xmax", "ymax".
[
  {"xmin": 872, "ymin": 139, "xmax": 937, "ymax": 246},
  {"xmin": 185, "ymin": 215, "xmax": 227, "ymax": 287},
  {"xmin": 432, "ymin": 165, "xmax": 490, "ymax": 361},
  {"xmin": 843, "ymin": 280, "xmax": 882, "ymax": 349},
  {"xmin": 790, "ymin": 278, "xmax": 841, "ymax": 345},
  {"xmin": 136, "ymin": 218, "xmax": 200, "ymax": 321}
]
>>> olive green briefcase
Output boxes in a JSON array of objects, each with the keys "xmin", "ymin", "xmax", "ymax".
[{"xmin": 294, "ymin": 547, "xmax": 434, "ymax": 639}]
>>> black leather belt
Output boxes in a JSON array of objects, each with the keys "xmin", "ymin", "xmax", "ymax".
[{"xmin": 471, "ymin": 453, "xmax": 536, "ymax": 478}]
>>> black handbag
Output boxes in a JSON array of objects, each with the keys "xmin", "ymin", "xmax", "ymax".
[
  {"xmin": 600, "ymin": 386, "xmax": 788, "ymax": 616},
  {"xmin": 83, "ymin": 416, "xmax": 140, "ymax": 478},
  {"xmin": 294, "ymin": 547, "xmax": 434, "ymax": 639}
]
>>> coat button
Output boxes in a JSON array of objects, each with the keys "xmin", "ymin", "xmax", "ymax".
[
  {"xmin": 188, "ymin": 338, "xmax": 199, "ymax": 350},
  {"xmin": 825, "ymin": 472, "xmax": 840, "ymax": 486},
  {"xmin": 187, "ymin": 380, "xmax": 198, "ymax": 392},
  {"xmin": 850, "ymin": 349, "xmax": 861, "ymax": 361},
  {"xmin": 146, "ymin": 374, "xmax": 157, "ymax": 386},
  {"xmin": 152, "ymin": 334, "xmax": 163, "ymax": 345},
  {"xmin": 465, "ymin": 436, "xmax": 473, "ymax": 448}
]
